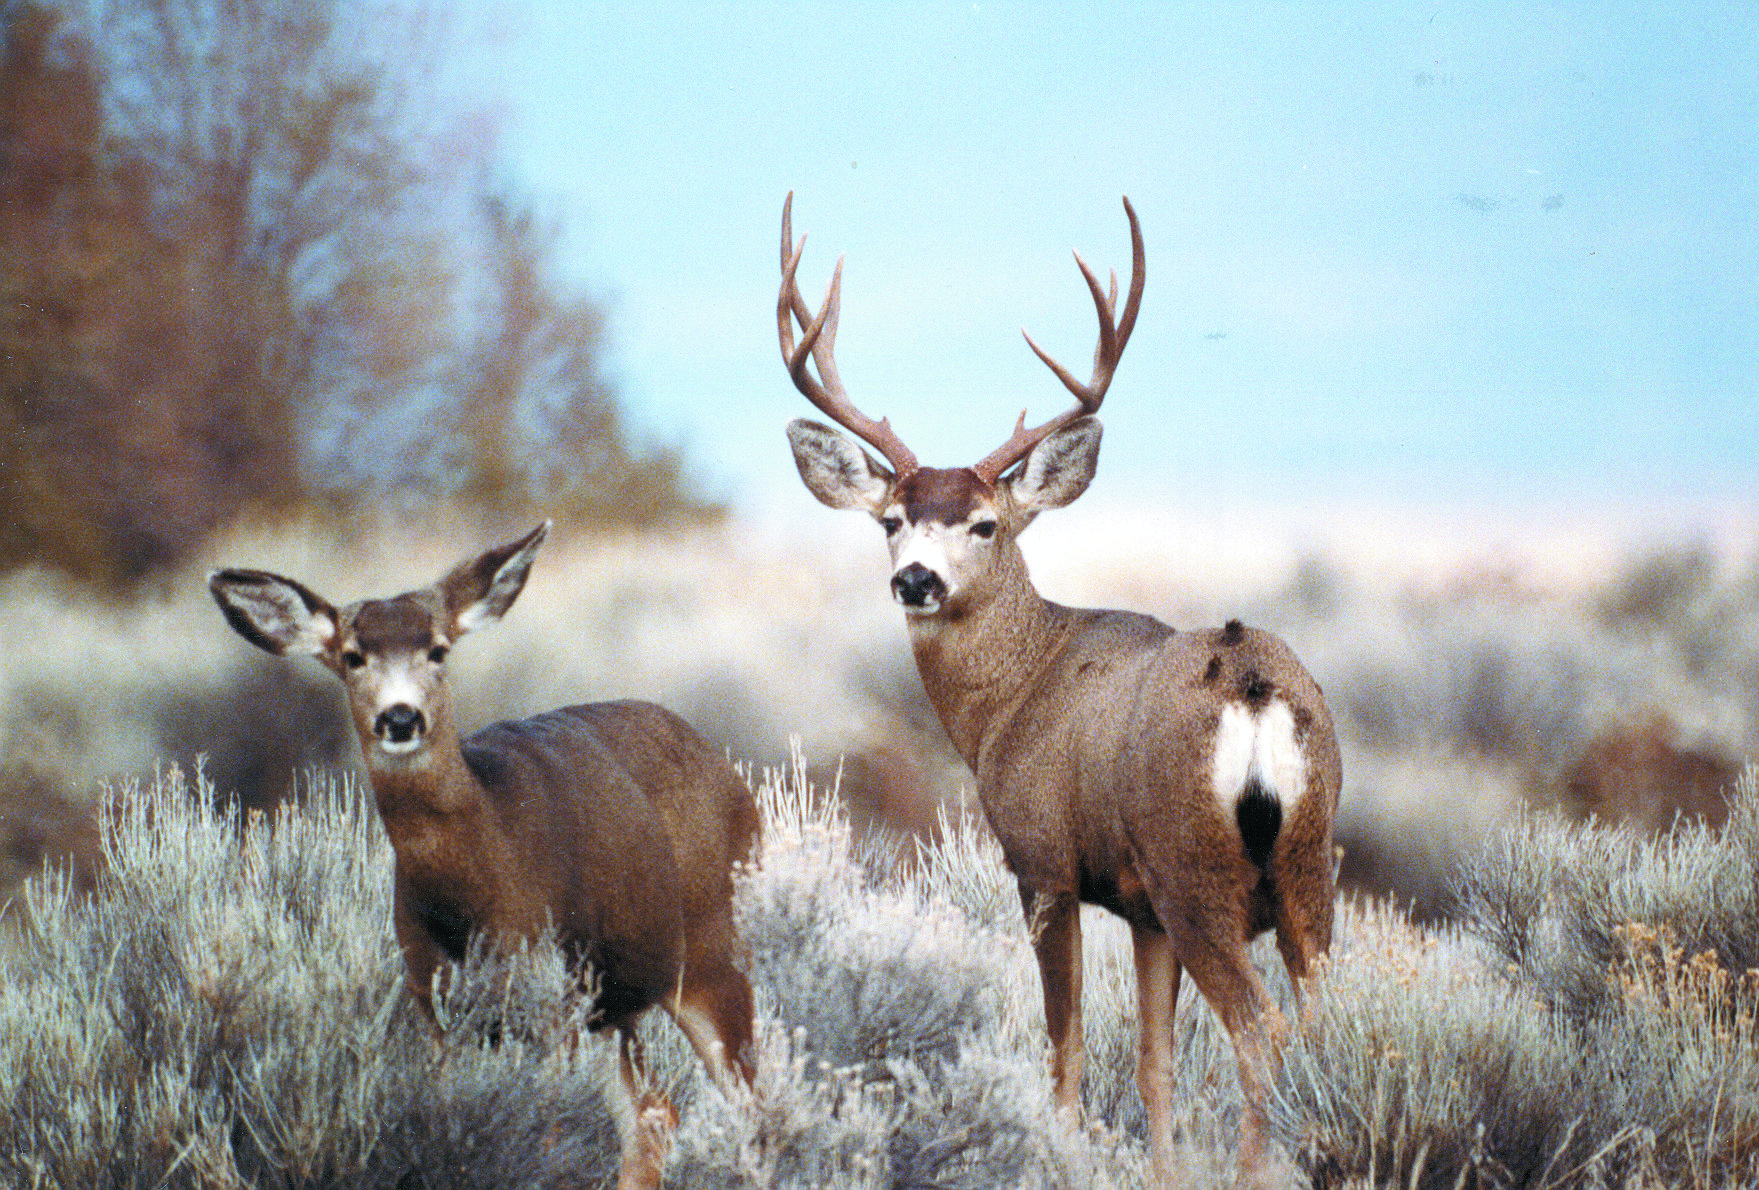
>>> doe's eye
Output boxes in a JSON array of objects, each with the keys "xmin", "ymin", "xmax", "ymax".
[
  {"xmin": 427, "ymin": 645, "xmax": 449, "ymax": 665},
  {"xmin": 970, "ymin": 520, "xmax": 997, "ymax": 540},
  {"xmin": 880, "ymin": 516, "xmax": 903, "ymax": 535},
  {"xmin": 341, "ymin": 650, "xmax": 367, "ymax": 670}
]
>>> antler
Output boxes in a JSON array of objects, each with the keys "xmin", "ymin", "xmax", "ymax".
[
  {"xmin": 778, "ymin": 193, "xmax": 919, "ymax": 478},
  {"xmin": 973, "ymin": 196, "xmax": 1144, "ymax": 485}
]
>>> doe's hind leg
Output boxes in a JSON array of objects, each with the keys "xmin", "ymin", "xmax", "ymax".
[{"xmin": 666, "ymin": 956, "xmax": 757, "ymax": 1089}]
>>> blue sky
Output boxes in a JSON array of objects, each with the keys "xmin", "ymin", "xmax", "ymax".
[{"xmin": 457, "ymin": 2, "xmax": 1757, "ymax": 519}]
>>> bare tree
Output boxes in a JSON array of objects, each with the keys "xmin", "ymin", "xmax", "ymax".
[
  {"xmin": 0, "ymin": 0, "xmax": 711, "ymax": 590},
  {"xmin": 1, "ymin": 2, "xmax": 303, "ymax": 583}
]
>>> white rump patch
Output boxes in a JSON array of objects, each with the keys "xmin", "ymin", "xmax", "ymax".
[{"xmin": 1211, "ymin": 700, "xmax": 1306, "ymax": 808}]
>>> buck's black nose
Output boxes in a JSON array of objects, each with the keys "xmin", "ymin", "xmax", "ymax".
[
  {"xmin": 891, "ymin": 563, "xmax": 947, "ymax": 609},
  {"xmin": 375, "ymin": 704, "xmax": 426, "ymax": 744}
]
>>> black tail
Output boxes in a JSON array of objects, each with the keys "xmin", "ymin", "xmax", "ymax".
[{"xmin": 1236, "ymin": 777, "xmax": 1282, "ymax": 871}]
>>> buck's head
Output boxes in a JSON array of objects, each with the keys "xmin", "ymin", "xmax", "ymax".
[
  {"xmin": 209, "ymin": 523, "xmax": 549, "ymax": 766},
  {"xmin": 778, "ymin": 195, "xmax": 1141, "ymax": 619}
]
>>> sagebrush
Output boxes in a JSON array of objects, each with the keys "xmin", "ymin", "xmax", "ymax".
[{"xmin": 6, "ymin": 754, "xmax": 1758, "ymax": 1187}]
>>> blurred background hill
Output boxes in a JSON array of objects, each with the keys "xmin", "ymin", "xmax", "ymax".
[{"xmin": 0, "ymin": 0, "xmax": 1753, "ymax": 916}]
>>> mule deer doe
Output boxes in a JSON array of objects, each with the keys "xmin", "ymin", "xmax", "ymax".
[
  {"xmin": 777, "ymin": 195, "xmax": 1341, "ymax": 1183},
  {"xmin": 210, "ymin": 523, "xmax": 758, "ymax": 1189}
]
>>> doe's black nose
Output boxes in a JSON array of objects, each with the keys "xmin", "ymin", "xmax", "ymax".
[
  {"xmin": 375, "ymin": 703, "xmax": 427, "ymax": 744},
  {"xmin": 891, "ymin": 562, "xmax": 947, "ymax": 608}
]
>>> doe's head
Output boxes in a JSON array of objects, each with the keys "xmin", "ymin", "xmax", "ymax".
[
  {"xmin": 776, "ymin": 194, "xmax": 1141, "ymax": 618},
  {"xmin": 208, "ymin": 522, "xmax": 549, "ymax": 762}
]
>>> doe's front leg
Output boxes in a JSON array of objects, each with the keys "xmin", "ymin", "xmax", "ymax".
[{"xmin": 609, "ymin": 1022, "xmax": 675, "ymax": 1190}]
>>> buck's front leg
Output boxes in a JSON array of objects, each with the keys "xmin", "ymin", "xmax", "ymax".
[
  {"xmin": 1022, "ymin": 886, "xmax": 1085, "ymax": 1120},
  {"xmin": 1132, "ymin": 923, "xmax": 1182, "ymax": 1183}
]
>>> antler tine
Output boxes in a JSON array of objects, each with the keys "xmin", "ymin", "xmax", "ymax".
[
  {"xmin": 974, "ymin": 196, "xmax": 1144, "ymax": 485},
  {"xmin": 777, "ymin": 194, "xmax": 918, "ymax": 478},
  {"xmin": 780, "ymin": 193, "xmax": 839, "ymax": 389},
  {"xmin": 780, "ymin": 198, "xmax": 819, "ymax": 334}
]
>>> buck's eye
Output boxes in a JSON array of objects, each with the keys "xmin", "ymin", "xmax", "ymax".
[
  {"xmin": 427, "ymin": 645, "xmax": 449, "ymax": 665},
  {"xmin": 970, "ymin": 520, "xmax": 997, "ymax": 540},
  {"xmin": 342, "ymin": 650, "xmax": 367, "ymax": 670},
  {"xmin": 880, "ymin": 516, "xmax": 903, "ymax": 535}
]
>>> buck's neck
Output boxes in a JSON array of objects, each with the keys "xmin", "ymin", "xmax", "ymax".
[{"xmin": 906, "ymin": 542, "xmax": 1072, "ymax": 768}]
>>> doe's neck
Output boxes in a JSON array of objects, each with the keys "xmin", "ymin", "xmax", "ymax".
[{"xmin": 361, "ymin": 720, "xmax": 484, "ymax": 824}]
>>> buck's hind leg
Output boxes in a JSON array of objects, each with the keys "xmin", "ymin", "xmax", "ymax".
[
  {"xmin": 1132, "ymin": 923, "xmax": 1182, "ymax": 1184},
  {"xmin": 1273, "ymin": 901, "xmax": 1326, "ymax": 1008},
  {"xmin": 1271, "ymin": 826, "xmax": 1337, "ymax": 1014},
  {"xmin": 1135, "ymin": 857, "xmax": 1281, "ymax": 1187},
  {"xmin": 1022, "ymin": 887, "xmax": 1085, "ymax": 1120},
  {"xmin": 1175, "ymin": 929, "xmax": 1279, "ymax": 1184}
]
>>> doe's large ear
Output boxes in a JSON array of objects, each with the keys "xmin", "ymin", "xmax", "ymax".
[
  {"xmin": 786, "ymin": 418, "xmax": 894, "ymax": 514},
  {"xmin": 209, "ymin": 569, "xmax": 339, "ymax": 657},
  {"xmin": 439, "ymin": 520, "xmax": 549, "ymax": 637},
  {"xmin": 1004, "ymin": 416, "xmax": 1102, "ymax": 516}
]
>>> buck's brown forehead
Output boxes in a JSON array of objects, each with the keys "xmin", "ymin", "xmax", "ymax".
[
  {"xmin": 345, "ymin": 594, "xmax": 441, "ymax": 651},
  {"xmin": 895, "ymin": 466, "xmax": 991, "ymax": 524}
]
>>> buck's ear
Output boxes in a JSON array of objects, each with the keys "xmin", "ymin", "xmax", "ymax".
[
  {"xmin": 209, "ymin": 569, "xmax": 339, "ymax": 657},
  {"xmin": 786, "ymin": 418, "xmax": 894, "ymax": 514},
  {"xmin": 439, "ymin": 520, "xmax": 549, "ymax": 637},
  {"xmin": 1005, "ymin": 417, "xmax": 1102, "ymax": 515}
]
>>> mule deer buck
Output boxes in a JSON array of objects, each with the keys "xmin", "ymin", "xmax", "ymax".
[
  {"xmin": 777, "ymin": 195, "xmax": 1341, "ymax": 1183},
  {"xmin": 210, "ymin": 523, "xmax": 757, "ymax": 1189}
]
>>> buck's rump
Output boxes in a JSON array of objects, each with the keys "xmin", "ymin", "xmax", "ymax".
[
  {"xmin": 1120, "ymin": 620, "xmax": 1337, "ymax": 798},
  {"xmin": 990, "ymin": 613, "xmax": 1336, "ymax": 884},
  {"xmin": 1026, "ymin": 611, "xmax": 1319, "ymax": 765},
  {"xmin": 1041, "ymin": 607, "xmax": 1320, "ymax": 700}
]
